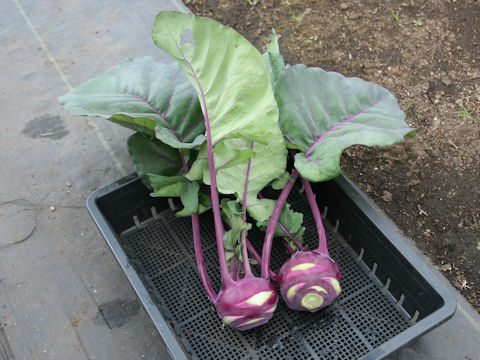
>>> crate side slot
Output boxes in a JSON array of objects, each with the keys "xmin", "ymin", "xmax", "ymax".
[{"xmin": 96, "ymin": 179, "xmax": 171, "ymax": 234}]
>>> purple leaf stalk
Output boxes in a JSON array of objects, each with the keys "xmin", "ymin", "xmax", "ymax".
[
  {"xmin": 261, "ymin": 154, "xmax": 342, "ymax": 312},
  {"xmin": 187, "ymin": 75, "xmax": 278, "ymax": 330}
]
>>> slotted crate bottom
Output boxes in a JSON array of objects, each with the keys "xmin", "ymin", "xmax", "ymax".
[{"xmin": 119, "ymin": 191, "xmax": 411, "ymax": 360}]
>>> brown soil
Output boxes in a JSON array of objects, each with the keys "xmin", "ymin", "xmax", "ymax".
[{"xmin": 185, "ymin": 0, "xmax": 480, "ymax": 311}]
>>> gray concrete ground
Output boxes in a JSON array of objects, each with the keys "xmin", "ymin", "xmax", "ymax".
[
  {"xmin": 0, "ymin": 0, "xmax": 187, "ymax": 359},
  {"xmin": 0, "ymin": 0, "xmax": 479, "ymax": 359}
]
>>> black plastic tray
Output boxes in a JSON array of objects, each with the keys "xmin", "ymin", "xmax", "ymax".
[{"xmin": 87, "ymin": 173, "xmax": 455, "ymax": 360}]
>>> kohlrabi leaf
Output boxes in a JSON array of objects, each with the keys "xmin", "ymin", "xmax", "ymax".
[
  {"xmin": 153, "ymin": 12, "xmax": 287, "ymax": 262},
  {"xmin": 199, "ymin": 191, "xmax": 212, "ymax": 210},
  {"xmin": 220, "ymin": 198, "xmax": 252, "ymax": 231},
  {"xmin": 221, "ymin": 199, "xmax": 252, "ymax": 262},
  {"xmin": 155, "ymin": 127, "xmax": 205, "ymax": 149},
  {"xmin": 246, "ymin": 198, "xmax": 275, "ymax": 223},
  {"xmin": 225, "ymin": 250, "xmax": 236, "ymax": 263},
  {"xmin": 275, "ymin": 65, "xmax": 417, "ymax": 182},
  {"xmin": 224, "ymin": 229, "xmax": 240, "ymax": 250},
  {"xmin": 58, "ymin": 57, "xmax": 205, "ymax": 143},
  {"xmin": 220, "ymin": 199, "xmax": 245, "ymax": 230},
  {"xmin": 198, "ymin": 203, "xmax": 211, "ymax": 215},
  {"xmin": 180, "ymin": 181, "xmax": 200, "ymax": 214},
  {"xmin": 188, "ymin": 142, "xmax": 286, "ymax": 219},
  {"xmin": 175, "ymin": 204, "xmax": 209, "ymax": 217},
  {"xmin": 176, "ymin": 188, "xmax": 211, "ymax": 217},
  {"xmin": 225, "ymin": 199, "xmax": 244, "ymax": 216},
  {"xmin": 270, "ymin": 171, "xmax": 290, "ymax": 190},
  {"xmin": 211, "ymin": 138, "xmax": 286, "ymax": 213},
  {"xmin": 127, "ymin": 132, "xmax": 183, "ymax": 187},
  {"xmin": 148, "ymin": 174, "xmax": 188, "ymax": 197},
  {"xmin": 257, "ymin": 202, "xmax": 304, "ymax": 239},
  {"xmin": 185, "ymin": 143, "xmax": 208, "ymax": 181},
  {"xmin": 263, "ymin": 29, "xmax": 285, "ymax": 86},
  {"xmin": 214, "ymin": 143, "xmax": 256, "ymax": 171},
  {"xmin": 186, "ymin": 141, "xmax": 257, "ymax": 182},
  {"xmin": 152, "ymin": 12, "xmax": 279, "ymax": 146}
]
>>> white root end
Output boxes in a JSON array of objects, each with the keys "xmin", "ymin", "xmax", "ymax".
[{"xmin": 301, "ymin": 293, "xmax": 324, "ymax": 310}]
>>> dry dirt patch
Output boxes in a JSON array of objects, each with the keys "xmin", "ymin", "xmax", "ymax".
[{"xmin": 185, "ymin": 0, "xmax": 480, "ymax": 311}]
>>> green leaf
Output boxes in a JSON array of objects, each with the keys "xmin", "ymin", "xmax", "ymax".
[
  {"xmin": 180, "ymin": 181, "xmax": 200, "ymax": 214},
  {"xmin": 275, "ymin": 65, "xmax": 417, "ymax": 182},
  {"xmin": 152, "ymin": 12, "xmax": 288, "ymax": 241},
  {"xmin": 270, "ymin": 171, "xmax": 290, "ymax": 190},
  {"xmin": 58, "ymin": 57, "xmax": 205, "ymax": 142},
  {"xmin": 225, "ymin": 251, "xmax": 236, "ymax": 262},
  {"xmin": 224, "ymin": 229, "xmax": 241, "ymax": 250},
  {"xmin": 220, "ymin": 199, "xmax": 245, "ymax": 230},
  {"xmin": 291, "ymin": 226, "xmax": 305, "ymax": 243},
  {"xmin": 185, "ymin": 143, "xmax": 208, "ymax": 181},
  {"xmin": 263, "ymin": 29, "xmax": 286, "ymax": 86},
  {"xmin": 226, "ymin": 199, "xmax": 244, "ymax": 216},
  {"xmin": 155, "ymin": 127, "xmax": 205, "ymax": 149},
  {"xmin": 198, "ymin": 191, "xmax": 212, "ymax": 209},
  {"xmin": 266, "ymin": 29, "xmax": 280, "ymax": 53},
  {"xmin": 214, "ymin": 142, "xmax": 256, "ymax": 171},
  {"xmin": 128, "ymin": 133, "xmax": 208, "ymax": 216},
  {"xmin": 286, "ymin": 143, "xmax": 306, "ymax": 152},
  {"xmin": 176, "ymin": 187, "xmax": 210, "ymax": 217},
  {"xmin": 277, "ymin": 204, "xmax": 304, "ymax": 238},
  {"xmin": 187, "ymin": 141, "xmax": 257, "ymax": 184},
  {"xmin": 149, "ymin": 174, "xmax": 188, "ymax": 197},
  {"xmin": 198, "ymin": 203, "xmax": 211, "ymax": 215},
  {"xmin": 152, "ymin": 12, "xmax": 279, "ymax": 145},
  {"xmin": 246, "ymin": 198, "xmax": 275, "ymax": 222},
  {"xmin": 257, "ymin": 202, "xmax": 304, "ymax": 239},
  {"xmin": 221, "ymin": 198, "xmax": 253, "ymax": 254},
  {"xmin": 211, "ymin": 138, "xmax": 286, "ymax": 211},
  {"xmin": 127, "ymin": 132, "xmax": 183, "ymax": 188},
  {"xmin": 175, "ymin": 207, "xmax": 189, "ymax": 217}
]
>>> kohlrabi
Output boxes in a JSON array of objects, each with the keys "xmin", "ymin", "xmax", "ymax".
[
  {"xmin": 152, "ymin": 12, "xmax": 287, "ymax": 330},
  {"xmin": 259, "ymin": 32, "xmax": 416, "ymax": 312},
  {"xmin": 58, "ymin": 16, "xmax": 284, "ymax": 330},
  {"xmin": 59, "ymin": 11, "xmax": 416, "ymax": 329}
]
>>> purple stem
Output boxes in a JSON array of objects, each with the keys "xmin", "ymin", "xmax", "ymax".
[
  {"xmin": 261, "ymin": 169, "xmax": 299, "ymax": 279},
  {"xmin": 191, "ymin": 213, "xmax": 217, "ymax": 302},
  {"xmin": 278, "ymin": 223, "xmax": 305, "ymax": 251},
  {"xmin": 282, "ymin": 238, "xmax": 295, "ymax": 255},
  {"xmin": 206, "ymin": 122, "xmax": 232, "ymax": 286},
  {"xmin": 164, "ymin": 22, "xmax": 231, "ymax": 286},
  {"xmin": 301, "ymin": 178, "xmax": 329, "ymax": 255},
  {"xmin": 181, "ymin": 150, "xmax": 217, "ymax": 301},
  {"xmin": 235, "ymin": 265, "xmax": 243, "ymax": 281},
  {"xmin": 240, "ymin": 142, "xmax": 255, "ymax": 277},
  {"xmin": 229, "ymin": 256, "xmax": 241, "ymax": 281},
  {"xmin": 257, "ymin": 193, "xmax": 305, "ymax": 251},
  {"xmin": 246, "ymin": 240, "xmax": 279, "ymax": 282},
  {"xmin": 289, "ymin": 150, "xmax": 328, "ymax": 255}
]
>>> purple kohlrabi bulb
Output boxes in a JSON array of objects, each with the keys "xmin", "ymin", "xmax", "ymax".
[
  {"xmin": 215, "ymin": 277, "xmax": 278, "ymax": 331},
  {"xmin": 277, "ymin": 250, "xmax": 341, "ymax": 312}
]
